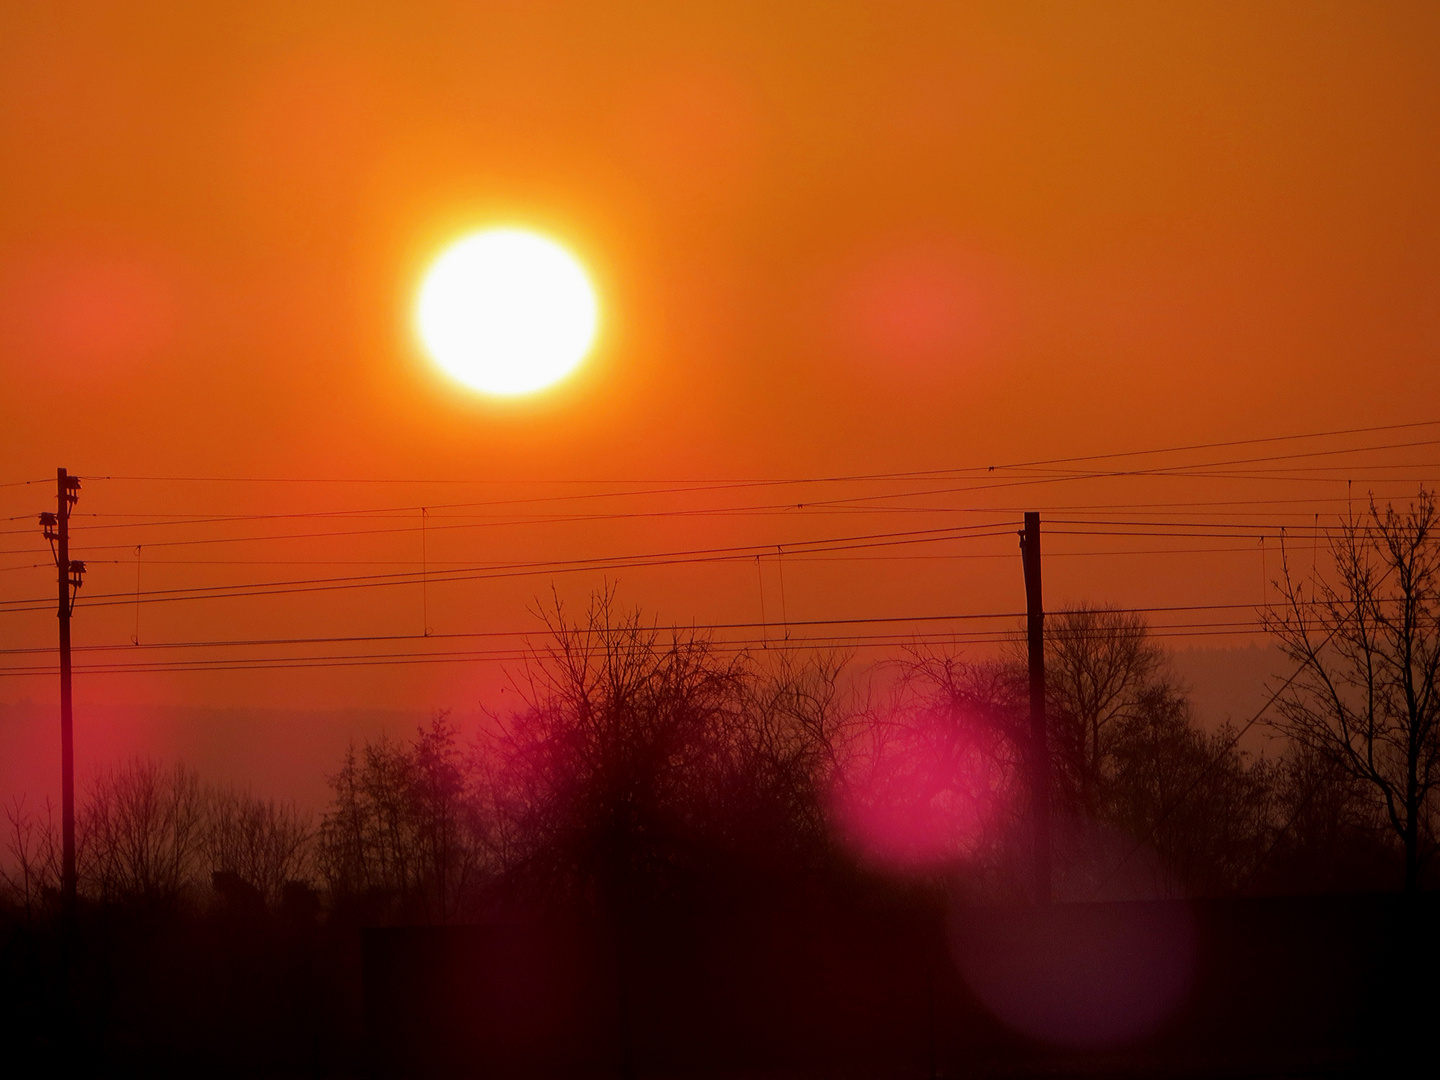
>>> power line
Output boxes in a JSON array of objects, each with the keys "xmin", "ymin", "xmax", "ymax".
[
  {"xmin": 8, "ymin": 517, "xmax": 1351, "ymax": 615},
  {"xmin": 0, "ymin": 600, "xmax": 1315, "ymax": 662},
  {"xmin": 0, "ymin": 524, "xmax": 1022, "ymax": 613},
  {"xmin": 986, "ymin": 419, "xmax": 1440, "ymax": 471},
  {"xmin": 4, "ymin": 480, "xmax": 1423, "ymax": 553},
  {"xmin": 0, "ymin": 522, "xmax": 1355, "ymax": 612},
  {"xmin": 0, "ymin": 622, "xmax": 1278, "ymax": 678},
  {"xmin": 56, "ymin": 490, "xmax": 1439, "ymax": 524},
  {"xmin": 33, "ymin": 542, "xmax": 1325, "ymax": 571},
  {"xmin": 2, "ymin": 454, "xmax": 1432, "ymax": 552},
  {"xmin": 50, "ymin": 437, "xmax": 1437, "ymax": 534},
  {"xmin": 998, "ymin": 437, "xmax": 1440, "ymax": 477},
  {"xmin": 2, "ymin": 429, "xmax": 1428, "ymax": 686},
  {"xmin": 719, "ymin": 462, "xmax": 1436, "ymax": 509},
  {"xmin": 78, "ymin": 419, "xmax": 1439, "ymax": 487}
]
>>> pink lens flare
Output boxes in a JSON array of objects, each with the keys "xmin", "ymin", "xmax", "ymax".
[
  {"xmin": 829, "ymin": 708, "xmax": 1015, "ymax": 872},
  {"xmin": 2, "ymin": 249, "xmax": 176, "ymax": 370},
  {"xmin": 950, "ymin": 828, "xmax": 1197, "ymax": 1051},
  {"xmin": 826, "ymin": 244, "xmax": 1009, "ymax": 380}
]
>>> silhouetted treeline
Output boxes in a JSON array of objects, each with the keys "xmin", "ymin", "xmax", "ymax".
[
  {"xmin": 296, "ymin": 592, "xmax": 1420, "ymax": 923},
  {"xmin": 6, "ymin": 587, "xmax": 1425, "ymax": 929},
  {"xmin": 3, "ymin": 490, "xmax": 1436, "ymax": 1074}
]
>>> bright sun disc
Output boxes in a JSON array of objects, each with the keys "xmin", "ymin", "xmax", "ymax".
[{"xmin": 416, "ymin": 228, "xmax": 599, "ymax": 395}]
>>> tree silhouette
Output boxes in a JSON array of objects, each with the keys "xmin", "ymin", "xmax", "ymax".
[
  {"xmin": 82, "ymin": 759, "xmax": 206, "ymax": 906},
  {"xmin": 485, "ymin": 589, "xmax": 748, "ymax": 913},
  {"xmin": 2, "ymin": 796, "xmax": 62, "ymax": 921},
  {"xmin": 1042, "ymin": 604, "xmax": 1166, "ymax": 818},
  {"xmin": 316, "ymin": 713, "xmax": 488, "ymax": 922},
  {"xmin": 202, "ymin": 787, "xmax": 312, "ymax": 907},
  {"xmin": 1104, "ymin": 685, "xmax": 1276, "ymax": 894},
  {"xmin": 908, "ymin": 610, "xmax": 1280, "ymax": 896},
  {"xmin": 1265, "ymin": 490, "xmax": 1440, "ymax": 889}
]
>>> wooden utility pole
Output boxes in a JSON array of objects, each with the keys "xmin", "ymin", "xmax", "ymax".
[
  {"xmin": 1020, "ymin": 512, "xmax": 1050, "ymax": 903},
  {"xmin": 41, "ymin": 468, "xmax": 83, "ymax": 918}
]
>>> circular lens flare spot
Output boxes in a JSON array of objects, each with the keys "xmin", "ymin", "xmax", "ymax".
[
  {"xmin": 830, "ymin": 709, "xmax": 1013, "ymax": 872},
  {"xmin": 416, "ymin": 228, "xmax": 599, "ymax": 396},
  {"xmin": 951, "ymin": 895, "xmax": 1196, "ymax": 1049}
]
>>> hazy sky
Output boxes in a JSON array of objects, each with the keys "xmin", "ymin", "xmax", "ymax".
[{"xmin": 2, "ymin": 2, "xmax": 1437, "ymax": 741}]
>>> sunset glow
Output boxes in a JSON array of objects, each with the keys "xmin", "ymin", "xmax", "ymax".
[
  {"xmin": 415, "ymin": 228, "xmax": 598, "ymax": 396},
  {"xmin": 3, "ymin": 5, "xmax": 1438, "ymax": 1072}
]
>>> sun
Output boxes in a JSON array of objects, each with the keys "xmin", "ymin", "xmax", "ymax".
[{"xmin": 415, "ymin": 227, "xmax": 599, "ymax": 396}]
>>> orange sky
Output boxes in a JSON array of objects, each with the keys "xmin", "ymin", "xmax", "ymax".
[{"xmin": 2, "ymin": 1, "xmax": 1439, "ymax": 779}]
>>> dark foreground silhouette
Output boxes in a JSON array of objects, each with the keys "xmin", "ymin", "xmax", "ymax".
[{"xmin": 363, "ymin": 892, "xmax": 1438, "ymax": 1079}]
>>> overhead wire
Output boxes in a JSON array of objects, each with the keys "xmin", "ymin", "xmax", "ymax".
[
  {"xmin": 0, "ymin": 599, "xmax": 1314, "ymax": 658},
  {"xmin": 23, "ymin": 541, "xmax": 1326, "ymax": 570},
  {"xmin": 0, "ymin": 517, "xmax": 1379, "ymax": 612},
  {"xmin": 0, "ymin": 524, "xmax": 1022, "ymax": 613},
  {"xmin": 984, "ymin": 418, "xmax": 1440, "ymax": 472},
  {"xmin": 3, "ymin": 425, "xmax": 1432, "ymax": 685},
  {"xmin": 43, "ymin": 435, "xmax": 1440, "ymax": 535},
  {"xmin": 55, "ymin": 490, "xmax": 1440, "ymax": 525},
  {"xmin": 0, "ymin": 621, "xmax": 1284, "ymax": 678},
  {"xmin": 75, "ymin": 418, "xmax": 1440, "ymax": 487}
]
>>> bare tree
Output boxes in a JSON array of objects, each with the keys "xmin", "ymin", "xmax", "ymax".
[
  {"xmin": 359, "ymin": 734, "xmax": 421, "ymax": 901},
  {"xmin": 202, "ymin": 787, "xmax": 313, "ymax": 907},
  {"xmin": 1254, "ymin": 740, "xmax": 1394, "ymax": 893},
  {"xmin": 315, "ymin": 741, "xmax": 371, "ymax": 902},
  {"xmin": 317, "ymin": 713, "xmax": 490, "ymax": 922},
  {"xmin": 1043, "ymin": 604, "xmax": 1166, "ymax": 816},
  {"xmin": 1, "ymin": 796, "xmax": 62, "ymax": 920},
  {"xmin": 1264, "ymin": 490, "xmax": 1440, "ymax": 890},
  {"xmin": 909, "ymin": 615, "xmax": 1276, "ymax": 897},
  {"xmin": 1105, "ymin": 685, "xmax": 1277, "ymax": 894},
  {"xmin": 487, "ymin": 588, "xmax": 747, "ymax": 912},
  {"xmin": 410, "ymin": 714, "xmax": 488, "ymax": 923},
  {"xmin": 725, "ymin": 649, "xmax": 849, "ymax": 871},
  {"xmin": 880, "ymin": 653, "xmax": 1030, "ymax": 893},
  {"xmin": 901, "ymin": 651, "xmax": 1028, "ymax": 752},
  {"xmin": 82, "ymin": 759, "xmax": 207, "ymax": 904}
]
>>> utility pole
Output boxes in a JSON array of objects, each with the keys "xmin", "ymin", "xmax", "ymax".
[
  {"xmin": 41, "ymin": 468, "xmax": 84, "ymax": 919},
  {"xmin": 1020, "ymin": 512, "xmax": 1050, "ymax": 903}
]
